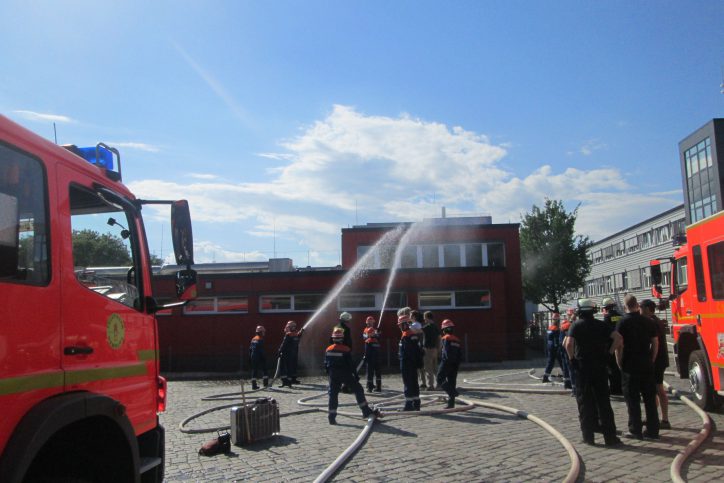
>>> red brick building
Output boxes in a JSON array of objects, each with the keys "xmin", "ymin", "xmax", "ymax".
[{"xmin": 154, "ymin": 216, "xmax": 525, "ymax": 373}]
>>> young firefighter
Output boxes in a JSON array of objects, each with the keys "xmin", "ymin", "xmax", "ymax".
[
  {"xmin": 249, "ymin": 325, "xmax": 268, "ymax": 390},
  {"xmin": 398, "ymin": 314, "xmax": 423, "ymax": 411},
  {"xmin": 325, "ymin": 327, "xmax": 380, "ymax": 425},
  {"xmin": 362, "ymin": 316, "xmax": 382, "ymax": 392},
  {"xmin": 278, "ymin": 320, "xmax": 304, "ymax": 388},
  {"xmin": 437, "ymin": 319, "xmax": 462, "ymax": 408}
]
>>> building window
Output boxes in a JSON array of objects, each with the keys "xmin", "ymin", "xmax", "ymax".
[
  {"xmin": 338, "ymin": 292, "xmax": 407, "ymax": 311},
  {"xmin": 294, "ymin": 293, "xmax": 325, "ymax": 311},
  {"xmin": 184, "ymin": 297, "xmax": 217, "ymax": 314},
  {"xmin": 605, "ymin": 276, "xmax": 613, "ymax": 293},
  {"xmin": 641, "ymin": 267, "xmax": 651, "ymax": 289},
  {"xmin": 418, "ymin": 290, "xmax": 492, "ymax": 309},
  {"xmin": 260, "ymin": 295, "xmax": 292, "ymax": 311},
  {"xmin": 401, "ymin": 245, "xmax": 417, "ymax": 268},
  {"xmin": 259, "ymin": 294, "xmax": 324, "ymax": 312},
  {"xmin": 443, "ymin": 244, "xmax": 461, "ymax": 267},
  {"xmin": 465, "ymin": 243, "xmax": 483, "ymax": 267},
  {"xmin": 421, "ymin": 245, "xmax": 440, "ymax": 268},
  {"xmin": 217, "ymin": 296, "xmax": 249, "ymax": 313},
  {"xmin": 486, "ymin": 243, "xmax": 505, "ymax": 267},
  {"xmin": 184, "ymin": 296, "xmax": 250, "ymax": 314}
]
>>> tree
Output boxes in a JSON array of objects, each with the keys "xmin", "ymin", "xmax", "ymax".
[
  {"xmin": 520, "ymin": 199, "xmax": 592, "ymax": 313},
  {"xmin": 72, "ymin": 229, "xmax": 132, "ymax": 267}
]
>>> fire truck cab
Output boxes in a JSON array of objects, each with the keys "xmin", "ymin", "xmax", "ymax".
[
  {"xmin": 651, "ymin": 211, "xmax": 724, "ymax": 410},
  {"xmin": 0, "ymin": 115, "xmax": 196, "ymax": 482}
]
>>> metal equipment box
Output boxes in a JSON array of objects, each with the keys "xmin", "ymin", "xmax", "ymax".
[{"xmin": 230, "ymin": 397, "xmax": 280, "ymax": 446}]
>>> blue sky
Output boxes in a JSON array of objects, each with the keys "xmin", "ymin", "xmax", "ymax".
[{"xmin": 2, "ymin": 1, "xmax": 723, "ymax": 266}]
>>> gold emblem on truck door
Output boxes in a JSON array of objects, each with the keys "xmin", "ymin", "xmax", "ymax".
[{"xmin": 107, "ymin": 313, "xmax": 125, "ymax": 349}]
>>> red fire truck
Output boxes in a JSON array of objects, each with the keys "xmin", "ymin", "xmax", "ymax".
[
  {"xmin": 0, "ymin": 115, "xmax": 197, "ymax": 482},
  {"xmin": 650, "ymin": 211, "xmax": 724, "ymax": 410}
]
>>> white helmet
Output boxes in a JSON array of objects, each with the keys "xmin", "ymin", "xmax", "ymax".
[{"xmin": 339, "ymin": 312, "xmax": 352, "ymax": 322}]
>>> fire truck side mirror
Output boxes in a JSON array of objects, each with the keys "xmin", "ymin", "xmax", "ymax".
[
  {"xmin": 171, "ymin": 200, "xmax": 194, "ymax": 266},
  {"xmin": 649, "ymin": 261, "xmax": 662, "ymax": 285},
  {"xmin": 175, "ymin": 268, "xmax": 198, "ymax": 301}
]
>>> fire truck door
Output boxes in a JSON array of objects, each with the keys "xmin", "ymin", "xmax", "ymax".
[{"xmin": 58, "ymin": 166, "xmax": 156, "ymax": 429}]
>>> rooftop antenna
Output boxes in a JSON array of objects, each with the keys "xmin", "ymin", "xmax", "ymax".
[
  {"xmin": 273, "ymin": 218, "xmax": 276, "ymax": 258},
  {"xmin": 720, "ymin": 65, "xmax": 724, "ymax": 94},
  {"xmin": 53, "ymin": 122, "xmax": 58, "ymax": 144}
]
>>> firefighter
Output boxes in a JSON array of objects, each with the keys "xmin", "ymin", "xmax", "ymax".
[
  {"xmin": 362, "ymin": 316, "xmax": 382, "ymax": 392},
  {"xmin": 398, "ymin": 314, "xmax": 424, "ymax": 411},
  {"xmin": 336, "ymin": 312, "xmax": 354, "ymax": 393},
  {"xmin": 249, "ymin": 325, "xmax": 268, "ymax": 390},
  {"xmin": 542, "ymin": 313, "xmax": 569, "ymax": 384},
  {"xmin": 564, "ymin": 298, "xmax": 623, "ymax": 446},
  {"xmin": 602, "ymin": 297, "xmax": 623, "ymax": 395},
  {"xmin": 278, "ymin": 320, "xmax": 303, "ymax": 388},
  {"xmin": 437, "ymin": 319, "xmax": 462, "ymax": 408},
  {"xmin": 325, "ymin": 327, "xmax": 381, "ymax": 425},
  {"xmin": 336, "ymin": 311, "xmax": 354, "ymax": 347}
]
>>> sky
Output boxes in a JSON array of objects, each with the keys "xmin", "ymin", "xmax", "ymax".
[{"xmin": 2, "ymin": 0, "xmax": 723, "ymax": 267}]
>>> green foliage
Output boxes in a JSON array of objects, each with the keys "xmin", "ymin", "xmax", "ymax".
[
  {"xmin": 72, "ymin": 229, "xmax": 132, "ymax": 267},
  {"xmin": 520, "ymin": 199, "xmax": 592, "ymax": 313},
  {"xmin": 149, "ymin": 253, "xmax": 163, "ymax": 265}
]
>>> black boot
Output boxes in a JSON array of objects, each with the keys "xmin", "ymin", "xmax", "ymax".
[
  {"xmin": 375, "ymin": 379, "xmax": 382, "ymax": 392},
  {"xmin": 367, "ymin": 383, "xmax": 374, "ymax": 393},
  {"xmin": 403, "ymin": 401, "xmax": 414, "ymax": 411},
  {"xmin": 291, "ymin": 377, "xmax": 301, "ymax": 385},
  {"xmin": 279, "ymin": 378, "xmax": 290, "ymax": 388},
  {"xmin": 328, "ymin": 414, "xmax": 337, "ymax": 425},
  {"xmin": 251, "ymin": 380, "xmax": 259, "ymax": 390},
  {"xmin": 541, "ymin": 375, "xmax": 550, "ymax": 383},
  {"xmin": 263, "ymin": 377, "xmax": 269, "ymax": 387},
  {"xmin": 446, "ymin": 397, "xmax": 455, "ymax": 409},
  {"xmin": 413, "ymin": 399, "xmax": 421, "ymax": 411}
]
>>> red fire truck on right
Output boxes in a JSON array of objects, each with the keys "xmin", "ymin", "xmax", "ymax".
[{"xmin": 651, "ymin": 205, "xmax": 724, "ymax": 410}]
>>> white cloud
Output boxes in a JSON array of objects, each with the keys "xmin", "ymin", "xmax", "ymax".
[
  {"xmin": 13, "ymin": 110, "xmax": 74, "ymax": 123},
  {"xmin": 129, "ymin": 105, "xmax": 682, "ymax": 264},
  {"xmin": 107, "ymin": 141, "xmax": 161, "ymax": 153},
  {"xmin": 187, "ymin": 173, "xmax": 219, "ymax": 180},
  {"xmin": 580, "ymin": 139, "xmax": 607, "ymax": 156}
]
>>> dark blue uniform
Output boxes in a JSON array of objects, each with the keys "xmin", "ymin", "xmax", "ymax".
[
  {"xmin": 437, "ymin": 333, "xmax": 461, "ymax": 406},
  {"xmin": 325, "ymin": 343, "xmax": 374, "ymax": 423},
  {"xmin": 249, "ymin": 335, "xmax": 268, "ymax": 388},
  {"xmin": 399, "ymin": 330, "xmax": 423, "ymax": 410},
  {"xmin": 279, "ymin": 330, "xmax": 302, "ymax": 386},
  {"xmin": 363, "ymin": 326, "xmax": 382, "ymax": 392},
  {"xmin": 543, "ymin": 323, "xmax": 570, "ymax": 383}
]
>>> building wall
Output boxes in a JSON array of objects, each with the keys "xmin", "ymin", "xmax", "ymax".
[
  {"xmin": 569, "ymin": 205, "xmax": 685, "ymax": 319},
  {"xmin": 154, "ymin": 219, "xmax": 526, "ymax": 372},
  {"xmin": 678, "ymin": 119, "xmax": 723, "ymax": 225}
]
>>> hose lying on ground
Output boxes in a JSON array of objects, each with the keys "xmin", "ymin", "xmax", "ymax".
[{"xmin": 664, "ymin": 382, "xmax": 713, "ymax": 483}]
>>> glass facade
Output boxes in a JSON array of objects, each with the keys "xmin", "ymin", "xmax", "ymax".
[{"xmin": 685, "ymin": 137, "xmax": 717, "ymax": 222}]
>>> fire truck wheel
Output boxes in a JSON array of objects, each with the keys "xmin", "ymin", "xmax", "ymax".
[{"xmin": 688, "ymin": 350, "xmax": 714, "ymax": 410}]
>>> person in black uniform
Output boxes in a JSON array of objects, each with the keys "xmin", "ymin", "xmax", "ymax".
[
  {"xmin": 437, "ymin": 319, "xmax": 462, "ymax": 408},
  {"xmin": 602, "ymin": 297, "xmax": 623, "ymax": 395},
  {"xmin": 640, "ymin": 299, "xmax": 671, "ymax": 429},
  {"xmin": 564, "ymin": 298, "xmax": 623, "ymax": 446},
  {"xmin": 615, "ymin": 294, "xmax": 660, "ymax": 439},
  {"xmin": 325, "ymin": 327, "xmax": 380, "ymax": 425},
  {"xmin": 249, "ymin": 325, "xmax": 268, "ymax": 390},
  {"xmin": 278, "ymin": 320, "xmax": 303, "ymax": 388},
  {"xmin": 398, "ymin": 314, "xmax": 423, "ymax": 411}
]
